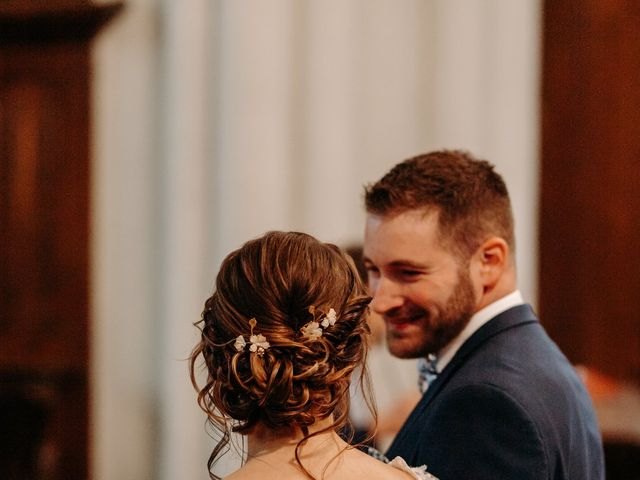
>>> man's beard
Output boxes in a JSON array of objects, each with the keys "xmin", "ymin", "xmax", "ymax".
[{"xmin": 387, "ymin": 270, "xmax": 476, "ymax": 358}]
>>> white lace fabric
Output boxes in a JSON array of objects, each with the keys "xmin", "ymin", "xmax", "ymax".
[{"xmin": 388, "ymin": 456, "xmax": 439, "ymax": 480}]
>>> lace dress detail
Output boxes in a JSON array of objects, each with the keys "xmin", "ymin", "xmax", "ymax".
[
  {"xmin": 388, "ymin": 456, "xmax": 438, "ymax": 480},
  {"xmin": 366, "ymin": 446, "xmax": 438, "ymax": 479}
]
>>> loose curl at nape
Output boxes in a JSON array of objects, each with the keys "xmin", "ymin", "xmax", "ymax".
[{"xmin": 189, "ymin": 231, "xmax": 373, "ymax": 479}]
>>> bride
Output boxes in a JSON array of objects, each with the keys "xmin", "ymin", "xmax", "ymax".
[{"xmin": 190, "ymin": 231, "xmax": 437, "ymax": 479}]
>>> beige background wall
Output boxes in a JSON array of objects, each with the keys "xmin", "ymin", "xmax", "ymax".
[{"xmin": 90, "ymin": 1, "xmax": 541, "ymax": 478}]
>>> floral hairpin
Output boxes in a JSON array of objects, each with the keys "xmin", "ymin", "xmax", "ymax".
[
  {"xmin": 234, "ymin": 318, "xmax": 270, "ymax": 356},
  {"xmin": 301, "ymin": 307, "xmax": 337, "ymax": 340}
]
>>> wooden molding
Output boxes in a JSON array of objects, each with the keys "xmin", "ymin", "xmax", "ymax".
[{"xmin": 0, "ymin": 1, "xmax": 124, "ymax": 44}]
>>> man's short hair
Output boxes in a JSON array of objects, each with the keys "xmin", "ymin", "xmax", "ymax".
[{"xmin": 364, "ymin": 150, "xmax": 515, "ymax": 259}]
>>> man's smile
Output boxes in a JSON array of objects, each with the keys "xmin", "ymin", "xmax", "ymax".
[{"xmin": 385, "ymin": 310, "xmax": 426, "ymax": 330}]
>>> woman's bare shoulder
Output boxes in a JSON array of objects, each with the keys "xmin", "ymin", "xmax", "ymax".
[
  {"xmin": 220, "ymin": 449, "xmax": 423, "ymax": 480},
  {"xmin": 342, "ymin": 448, "xmax": 424, "ymax": 479}
]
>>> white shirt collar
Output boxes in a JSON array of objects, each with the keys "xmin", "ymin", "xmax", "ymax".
[{"xmin": 435, "ymin": 290, "xmax": 524, "ymax": 373}]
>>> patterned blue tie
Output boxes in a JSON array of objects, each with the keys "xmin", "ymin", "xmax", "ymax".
[{"xmin": 418, "ymin": 353, "xmax": 439, "ymax": 394}]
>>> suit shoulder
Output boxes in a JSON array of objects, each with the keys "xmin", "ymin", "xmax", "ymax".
[
  {"xmin": 421, "ymin": 383, "xmax": 549, "ymax": 479},
  {"xmin": 433, "ymin": 382, "xmax": 543, "ymax": 433}
]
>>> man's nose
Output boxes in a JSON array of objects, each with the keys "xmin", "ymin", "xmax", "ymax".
[{"xmin": 369, "ymin": 277, "xmax": 403, "ymax": 315}]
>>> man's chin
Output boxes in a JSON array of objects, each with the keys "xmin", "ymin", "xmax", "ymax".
[
  {"xmin": 388, "ymin": 350, "xmax": 420, "ymax": 359},
  {"xmin": 386, "ymin": 330, "xmax": 448, "ymax": 358},
  {"xmin": 387, "ymin": 341, "xmax": 430, "ymax": 359}
]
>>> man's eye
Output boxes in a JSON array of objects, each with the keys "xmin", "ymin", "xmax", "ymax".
[
  {"xmin": 366, "ymin": 267, "xmax": 379, "ymax": 278},
  {"xmin": 364, "ymin": 264, "xmax": 378, "ymax": 274},
  {"xmin": 400, "ymin": 270, "xmax": 421, "ymax": 277}
]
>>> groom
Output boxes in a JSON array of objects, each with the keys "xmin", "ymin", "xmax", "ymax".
[{"xmin": 362, "ymin": 150, "xmax": 604, "ymax": 479}]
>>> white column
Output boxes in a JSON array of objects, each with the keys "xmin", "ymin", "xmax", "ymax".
[
  {"xmin": 481, "ymin": 0, "xmax": 541, "ymax": 306},
  {"xmin": 157, "ymin": 1, "xmax": 217, "ymax": 479},
  {"xmin": 430, "ymin": 0, "xmax": 541, "ymax": 305},
  {"xmin": 296, "ymin": 1, "xmax": 361, "ymax": 244},
  {"xmin": 354, "ymin": 0, "xmax": 436, "ymax": 241},
  {"xmin": 213, "ymin": 0, "xmax": 297, "ymax": 266},
  {"xmin": 91, "ymin": 1, "xmax": 159, "ymax": 479},
  {"xmin": 431, "ymin": 0, "xmax": 488, "ymax": 152},
  {"xmin": 299, "ymin": 0, "xmax": 435, "ymax": 246}
]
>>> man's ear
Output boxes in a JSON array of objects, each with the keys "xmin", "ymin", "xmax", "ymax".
[{"xmin": 475, "ymin": 237, "xmax": 509, "ymax": 289}]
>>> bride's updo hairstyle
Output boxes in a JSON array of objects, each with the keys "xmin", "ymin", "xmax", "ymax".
[{"xmin": 190, "ymin": 231, "xmax": 373, "ymax": 479}]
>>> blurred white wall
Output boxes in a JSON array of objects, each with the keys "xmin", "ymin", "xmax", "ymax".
[{"xmin": 91, "ymin": 1, "xmax": 541, "ymax": 478}]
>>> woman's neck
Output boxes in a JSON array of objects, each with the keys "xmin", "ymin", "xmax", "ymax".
[{"xmin": 246, "ymin": 416, "xmax": 347, "ymax": 462}]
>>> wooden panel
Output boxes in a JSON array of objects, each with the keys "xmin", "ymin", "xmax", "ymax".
[
  {"xmin": 0, "ymin": 3, "xmax": 122, "ymax": 478},
  {"xmin": 541, "ymin": 0, "xmax": 640, "ymax": 382},
  {"xmin": 0, "ymin": 44, "xmax": 89, "ymax": 372},
  {"xmin": 0, "ymin": 41, "xmax": 90, "ymax": 480},
  {"xmin": 0, "ymin": 372, "xmax": 87, "ymax": 479},
  {"xmin": 0, "ymin": 0, "xmax": 123, "ymax": 44}
]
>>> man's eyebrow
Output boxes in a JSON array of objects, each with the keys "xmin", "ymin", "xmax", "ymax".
[
  {"xmin": 363, "ymin": 257, "xmax": 428, "ymax": 269},
  {"xmin": 388, "ymin": 260, "xmax": 428, "ymax": 269}
]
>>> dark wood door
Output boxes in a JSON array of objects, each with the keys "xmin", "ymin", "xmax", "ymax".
[
  {"xmin": 541, "ymin": 0, "xmax": 640, "ymax": 383},
  {"xmin": 0, "ymin": 2, "xmax": 121, "ymax": 478}
]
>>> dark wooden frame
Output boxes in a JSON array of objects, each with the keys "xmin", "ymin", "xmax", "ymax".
[
  {"xmin": 540, "ymin": 0, "xmax": 640, "ymax": 383},
  {"xmin": 0, "ymin": 2, "xmax": 122, "ymax": 478}
]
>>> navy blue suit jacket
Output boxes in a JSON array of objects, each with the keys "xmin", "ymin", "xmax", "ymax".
[{"xmin": 385, "ymin": 304, "xmax": 604, "ymax": 480}]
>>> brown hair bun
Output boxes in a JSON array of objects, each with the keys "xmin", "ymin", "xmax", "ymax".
[{"xmin": 190, "ymin": 231, "xmax": 371, "ymax": 478}]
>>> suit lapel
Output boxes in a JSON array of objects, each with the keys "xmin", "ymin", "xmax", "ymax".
[{"xmin": 388, "ymin": 304, "xmax": 539, "ymax": 453}]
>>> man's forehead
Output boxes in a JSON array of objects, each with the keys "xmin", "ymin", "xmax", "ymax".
[
  {"xmin": 364, "ymin": 209, "xmax": 445, "ymax": 260},
  {"xmin": 365, "ymin": 208, "xmax": 441, "ymax": 236}
]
